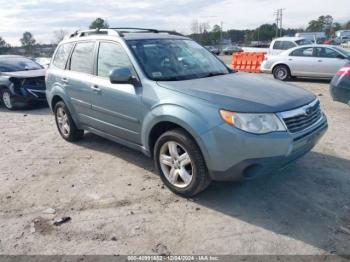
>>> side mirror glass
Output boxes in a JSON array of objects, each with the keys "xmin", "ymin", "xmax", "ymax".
[{"xmin": 109, "ymin": 68, "xmax": 134, "ymax": 84}]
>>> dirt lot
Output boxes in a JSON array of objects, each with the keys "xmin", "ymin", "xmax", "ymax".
[{"xmin": 0, "ymin": 69, "xmax": 350, "ymax": 255}]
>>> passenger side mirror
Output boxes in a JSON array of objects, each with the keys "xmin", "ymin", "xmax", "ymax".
[{"xmin": 109, "ymin": 68, "xmax": 137, "ymax": 85}]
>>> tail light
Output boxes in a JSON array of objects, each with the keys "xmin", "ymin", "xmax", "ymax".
[{"xmin": 336, "ymin": 66, "xmax": 350, "ymax": 76}]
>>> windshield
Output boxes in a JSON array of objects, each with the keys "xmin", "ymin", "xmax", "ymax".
[
  {"xmin": 0, "ymin": 57, "xmax": 42, "ymax": 72},
  {"xmin": 333, "ymin": 46, "xmax": 350, "ymax": 58},
  {"xmin": 295, "ymin": 39, "xmax": 313, "ymax": 46},
  {"xmin": 127, "ymin": 39, "xmax": 230, "ymax": 81}
]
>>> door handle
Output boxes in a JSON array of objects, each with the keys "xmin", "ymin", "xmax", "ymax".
[
  {"xmin": 61, "ymin": 78, "xmax": 68, "ymax": 84},
  {"xmin": 91, "ymin": 85, "xmax": 101, "ymax": 93},
  {"xmin": 318, "ymin": 60, "xmax": 323, "ymax": 62}
]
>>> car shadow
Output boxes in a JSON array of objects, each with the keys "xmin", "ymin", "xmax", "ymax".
[
  {"xmin": 289, "ymin": 78, "xmax": 331, "ymax": 84},
  {"xmin": 75, "ymin": 132, "xmax": 350, "ymax": 254},
  {"xmin": 0, "ymin": 103, "xmax": 51, "ymax": 115}
]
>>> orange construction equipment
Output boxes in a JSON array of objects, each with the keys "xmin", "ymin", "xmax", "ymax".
[{"xmin": 231, "ymin": 52, "xmax": 266, "ymax": 73}]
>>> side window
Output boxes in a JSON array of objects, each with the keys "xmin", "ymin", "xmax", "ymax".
[
  {"xmin": 290, "ymin": 47, "xmax": 314, "ymax": 57},
  {"xmin": 315, "ymin": 47, "xmax": 341, "ymax": 58},
  {"xmin": 70, "ymin": 42, "xmax": 95, "ymax": 74},
  {"xmin": 97, "ymin": 42, "xmax": 135, "ymax": 78},
  {"xmin": 52, "ymin": 43, "xmax": 73, "ymax": 69},
  {"xmin": 273, "ymin": 41, "xmax": 282, "ymax": 50},
  {"xmin": 281, "ymin": 41, "xmax": 296, "ymax": 50}
]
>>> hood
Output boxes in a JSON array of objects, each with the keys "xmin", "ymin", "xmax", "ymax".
[
  {"xmin": 157, "ymin": 72, "xmax": 316, "ymax": 113},
  {"xmin": 1, "ymin": 69, "xmax": 45, "ymax": 78}
]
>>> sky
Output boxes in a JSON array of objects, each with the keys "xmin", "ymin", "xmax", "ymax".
[{"xmin": 0, "ymin": 0, "xmax": 349, "ymax": 46}]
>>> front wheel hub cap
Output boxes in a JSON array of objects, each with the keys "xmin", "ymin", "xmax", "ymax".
[{"xmin": 159, "ymin": 141, "xmax": 193, "ymax": 188}]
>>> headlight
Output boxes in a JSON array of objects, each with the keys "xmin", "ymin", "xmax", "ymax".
[{"xmin": 220, "ymin": 110, "xmax": 286, "ymax": 134}]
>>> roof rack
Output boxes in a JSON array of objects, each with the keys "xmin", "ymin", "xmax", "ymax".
[
  {"xmin": 65, "ymin": 28, "xmax": 120, "ymax": 39},
  {"xmin": 64, "ymin": 27, "xmax": 185, "ymax": 40},
  {"xmin": 109, "ymin": 27, "xmax": 185, "ymax": 37}
]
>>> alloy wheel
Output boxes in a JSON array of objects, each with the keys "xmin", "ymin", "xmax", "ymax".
[
  {"xmin": 56, "ymin": 106, "xmax": 71, "ymax": 137},
  {"xmin": 159, "ymin": 141, "xmax": 193, "ymax": 188},
  {"xmin": 2, "ymin": 91, "xmax": 13, "ymax": 109}
]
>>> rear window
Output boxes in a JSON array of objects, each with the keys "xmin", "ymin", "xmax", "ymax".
[
  {"xmin": 0, "ymin": 57, "xmax": 42, "ymax": 72},
  {"xmin": 70, "ymin": 42, "xmax": 95, "ymax": 74},
  {"xmin": 52, "ymin": 43, "xmax": 74, "ymax": 69},
  {"xmin": 273, "ymin": 41, "xmax": 296, "ymax": 50},
  {"xmin": 295, "ymin": 39, "xmax": 313, "ymax": 46}
]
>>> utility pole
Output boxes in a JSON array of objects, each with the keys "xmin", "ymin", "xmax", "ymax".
[
  {"xmin": 279, "ymin": 9, "xmax": 284, "ymax": 37},
  {"xmin": 274, "ymin": 8, "xmax": 285, "ymax": 37},
  {"xmin": 220, "ymin": 21, "xmax": 223, "ymax": 42}
]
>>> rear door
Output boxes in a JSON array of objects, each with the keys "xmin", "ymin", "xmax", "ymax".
[
  {"xmin": 314, "ymin": 47, "xmax": 348, "ymax": 77},
  {"xmin": 288, "ymin": 47, "xmax": 319, "ymax": 76},
  {"xmin": 65, "ymin": 41, "xmax": 96, "ymax": 125},
  {"xmin": 89, "ymin": 41, "xmax": 142, "ymax": 144}
]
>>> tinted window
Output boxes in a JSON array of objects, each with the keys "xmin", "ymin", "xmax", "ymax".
[
  {"xmin": 290, "ymin": 47, "xmax": 314, "ymax": 57},
  {"xmin": 273, "ymin": 41, "xmax": 282, "ymax": 50},
  {"xmin": 281, "ymin": 41, "xmax": 296, "ymax": 50},
  {"xmin": 0, "ymin": 57, "xmax": 42, "ymax": 72},
  {"xmin": 52, "ymin": 43, "xmax": 73, "ymax": 69},
  {"xmin": 273, "ymin": 41, "xmax": 296, "ymax": 50},
  {"xmin": 70, "ymin": 42, "xmax": 95, "ymax": 74},
  {"xmin": 97, "ymin": 42, "xmax": 134, "ymax": 78},
  {"xmin": 295, "ymin": 39, "xmax": 313, "ymax": 46},
  {"xmin": 315, "ymin": 47, "xmax": 342, "ymax": 58}
]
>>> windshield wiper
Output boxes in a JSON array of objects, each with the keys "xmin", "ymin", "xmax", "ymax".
[{"xmin": 199, "ymin": 72, "xmax": 228, "ymax": 78}]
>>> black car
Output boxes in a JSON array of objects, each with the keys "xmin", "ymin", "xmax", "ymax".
[
  {"xmin": 222, "ymin": 46, "xmax": 243, "ymax": 55},
  {"xmin": 330, "ymin": 64, "xmax": 350, "ymax": 106},
  {"xmin": 204, "ymin": 46, "xmax": 220, "ymax": 55},
  {"xmin": 0, "ymin": 55, "xmax": 46, "ymax": 110}
]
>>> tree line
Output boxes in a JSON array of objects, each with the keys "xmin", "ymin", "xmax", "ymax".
[{"xmin": 190, "ymin": 15, "xmax": 350, "ymax": 45}]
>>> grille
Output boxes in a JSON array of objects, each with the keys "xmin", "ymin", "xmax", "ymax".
[
  {"xmin": 280, "ymin": 100, "xmax": 322, "ymax": 133},
  {"xmin": 23, "ymin": 77, "xmax": 45, "ymax": 87}
]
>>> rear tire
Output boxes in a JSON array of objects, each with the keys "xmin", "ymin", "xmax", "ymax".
[
  {"xmin": 1, "ymin": 89, "xmax": 15, "ymax": 110},
  {"xmin": 54, "ymin": 101, "xmax": 84, "ymax": 142},
  {"xmin": 154, "ymin": 129, "xmax": 211, "ymax": 197},
  {"xmin": 273, "ymin": 65, "xmax": 291, "ymax": 81}
]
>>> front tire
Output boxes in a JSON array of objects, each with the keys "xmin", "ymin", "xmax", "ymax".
[
  {"xmin": 273, "ymin": 65, "xmax": 291, "ymax": 81},
  {"xmin": 1, "ymin": 89, "xmax": 15, "ymax": 110},
  {"xmin": 54, "ymin": 101, "xmax": 84, "ymax": 142},
  {"xmin": 154, "ymin": 129, "xmax": 211, "ymax": 197}
]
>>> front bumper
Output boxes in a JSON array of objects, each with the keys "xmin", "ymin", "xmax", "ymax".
[{"xmin": 200, "ymin": 115, "xmax": 328, "ymax": 181}]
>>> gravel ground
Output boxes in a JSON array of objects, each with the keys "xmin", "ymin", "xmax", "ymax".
[{"xmin": 0, "ymin": 65, "xmax": 350, "ymax": 255}]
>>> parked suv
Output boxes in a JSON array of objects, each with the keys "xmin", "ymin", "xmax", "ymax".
[{"xmin": 46, "ymin": 28, "xmax": 328, "ymax": 196}]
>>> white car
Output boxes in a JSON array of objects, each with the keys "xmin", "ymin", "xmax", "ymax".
[
  {"xmin": 261, "ymin": 44, "xmax": 350, "ymax": 81},
  {"xmin": 34, "ymin": 57, "xmax": 51, "ymax": 69},
  {"xmin": 269, "ymin": 37, "xmax": 313, "ymax": 55}
]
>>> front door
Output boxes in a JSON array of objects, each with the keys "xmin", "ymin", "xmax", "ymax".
[
  {"xmin": 90, "ymin": 41, "xmax": 142, "ymax": 144},
  {"xmin": 314, "ymin": 47, "xmax": 348, "ymax": 77}
]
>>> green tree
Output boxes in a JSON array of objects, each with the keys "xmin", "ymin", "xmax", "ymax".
[
  {"xmin": 20, "ymin": 32, "xmax": 36, "ymax": 55},
  {"xmin": 307, "ymin": 15, "xmax": 333, "ymax": 36},
  {"xmin": 89, "ymin": 18, "xmax": 109, "ymax": 29},
  {"xmin": 343, "ymin": 21, "xmax": 350, "ymax": 30},
  {"xmin": 0, "ymin": 37, "xmax": 11, "ymax": 54}
]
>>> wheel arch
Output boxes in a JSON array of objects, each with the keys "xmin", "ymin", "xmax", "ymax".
[
  {"xmin": 272, "ymin": 63, "xmax": 292, "ymax": 75},
  {"xmin": 142, "ymin": 105, "xmax": 212, "ymax": 163}
]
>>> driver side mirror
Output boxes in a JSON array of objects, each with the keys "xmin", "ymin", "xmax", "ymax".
[
  {"xmin": 109, "ymin": 68, "xmax": 139, "ymax": 86},
  {"xmin": 337, "ymin": 54, "xmax": 346, "ymax": 59}
]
